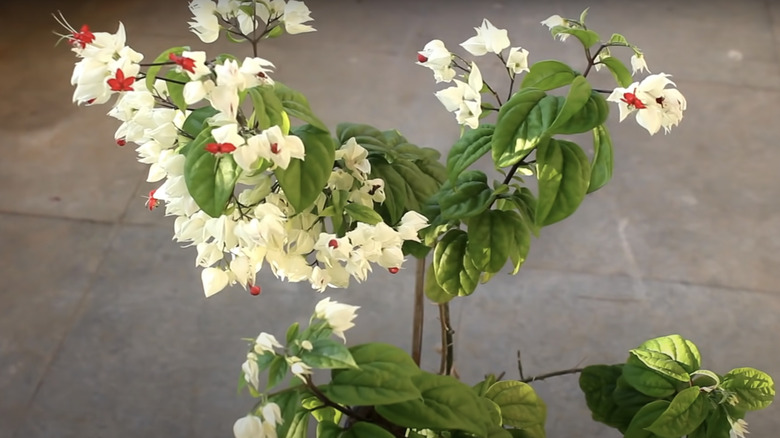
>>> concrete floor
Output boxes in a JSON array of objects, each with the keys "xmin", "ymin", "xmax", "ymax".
[{"xmin": 2, "ymin": 0, "xmax": 779, "ymax": 437}]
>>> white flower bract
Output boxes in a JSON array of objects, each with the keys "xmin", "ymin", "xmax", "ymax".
[{"xmin": 460, "ymin": 19, "xmax": 510, "ymax": 56}]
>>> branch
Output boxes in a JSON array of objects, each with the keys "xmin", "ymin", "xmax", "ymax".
[
  {"xmin": 304, "ymin": 377, "xmax": 366, "ymax": 421},
  {"xmin": 520, "ymin": 367, "xmax": 584, "ymax": 383},
  {"xmin": 411, "ymin": 257, "xmax": 426, "ymax": 366},
  {"xmin": 438, "ymin": 303, "xmax": 454, "ymax": 375}
]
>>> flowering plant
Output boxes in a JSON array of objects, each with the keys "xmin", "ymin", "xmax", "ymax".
[{"xmin": 56, "ymin": 2, "xmax": 772, "ymax": 438}]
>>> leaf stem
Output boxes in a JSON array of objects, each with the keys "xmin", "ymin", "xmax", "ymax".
[{"xmin": 304, "ymin": 376, "xmax": 366, "ymax": 421}]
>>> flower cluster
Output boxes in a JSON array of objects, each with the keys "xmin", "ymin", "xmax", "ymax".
[
  {"xmin": 59, "ymin": 1, "xmax": 429, "ymax": 299},
  {"xmin": 607, "ymin": 73, "xmax": 687, "ymax": 135},
  {"xmin": 188, "ymin": 0, "xmax": 314, "ymax": 43},
  {"xmin": 417, "ymin": 19, "xmax": 530, "ymax": 129},
  {"xmin": 233, "ymin": 403, "xmax": 282, "ymax": 438}
]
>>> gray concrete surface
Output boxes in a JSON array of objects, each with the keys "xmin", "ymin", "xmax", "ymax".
[{"xmin": 2, "ymin": 0, "xmax": 779, "ymax": 437}]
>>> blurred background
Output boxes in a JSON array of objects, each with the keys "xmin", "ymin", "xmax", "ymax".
[{"xmin": 1, "ymin": 0, "xmax": 779, "ymax": 437}]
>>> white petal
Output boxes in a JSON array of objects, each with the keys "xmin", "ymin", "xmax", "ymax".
[{"xmin": 201, "ymin": 267, "xmax": 229, "ymax": 297}]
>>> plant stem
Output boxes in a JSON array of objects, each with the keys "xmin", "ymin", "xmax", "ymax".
[
  {"xmin": 411, "ymin": 257, "xmax": 426, "ymax": 366},
  {"xmin": 520, "ymin": 367, "xmax": 584, "ymax": 383},
  {"xmin": 304, "ymin": 376, "xmax": 366, "ymax": 421},
  {"xmin": 438, "ymin": 303, "xmax": 454, "ymax": 375}
]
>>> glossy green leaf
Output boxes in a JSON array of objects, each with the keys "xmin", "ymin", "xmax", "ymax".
[
  {"xmin": 439, "ymin": 170, "xmax": 493, "ymax": 220},
  {"xmin": 164, "ymin": 70, "xmax": 189, "ymax": 110},
  {"xmin": 268, "ymin": 390, "xmax": 302, "ymax": 438},
  {"xmin": 326, "ymin": 343, "xmax": 421, "ymax": 406},
  {"xmin": 247, "ymin": 85, "xmax": 285, "ymax": 131},
  {"xmin": 267, "ymin": 355, "xmax": 289, "ymax": 390},
  {"xmin": 317, "ymin": 421, "xmax": 342, "ymax": 438},
  {"xmin": 505, "ymin": 209, "xmax": 532, "ymax": 274},
  {"xmin": 492, "ymin": 88, "xmax": 555, "ymax": 168},
  {"xmin": 285, "ymin": 407, "xmax": 310, "ymax": 438},
  {"xmin": 424, "ymin": 261, "xmax": 455, "ymax": 304},
  {"xmin": 638, "ymin": 334, "xmax": 701, "ymax": 374},
  {"xmin": 273, "ymin": 81, "xmax": 328, "ymax": 131},
  {"xmin": 299, "ymin": 338, "xmax": 358, "ymax": 370},
  {"xmin": 144, "ymin": 46, "xmax": 188, "ymax": 93},
  {"xmin": 609, "ymin": 33, "xmax": 629, "ymax": 45},
  {"xmin": 647, "ymin": 386, "xmax": 711, "ymax": 437},
  {"xmin": 473, "ymin": 374, "xmax": 499, "ymax": 397},
  {"xmin": 622, "ymin": 359, "xmax": 677, "ymax": 398},
  {"xmin": 467, "ymin": 209, "xmax": 514, "ymax": 273},
  {"xmin": 485, "ymin": 380, "xmax": 546, "ymax": 429},
  {"xmin": 181, "ymin": 106, "xmax": 219, "ymax": 138},
  {"xmin": 274, "ymin": 124, "xmax": 335, "ymax": 213},
  {"xmin": 183, "ymin": 128, "xmax": 242, "ymax": 217},
  {"xmin": 549, "ymin": 76, "xmax": 592, "ymax": 132},
  {"xmin": 286, "ymin": 322, "xmax": 300, "ymax": 345},
  {"xmin": 370, "ymin": 161, "xmax": 407, "ymax": 223},
  {"xmin": 630, "ymin": 348, "xmax": 690, "ymax": 382},
  {"xmin": 551, "ymin": 26, "xmax": 600, "ymax": 48},
  {"xmin": 391, "ymin": 158, "xmax": 443, "ymax": 211},
  {"xmin": 509, "ymin": 424, "xmax": 546, "ymax": 438},
  {"xmin": 447, "ymin": 124, "xmax": 494, "ymax": 185},
  {"xmin": 344, "ymin": 203, "xmax": 383, "ymax": 225},
  {"xmin": 600, "ymin": 56, "xmax": 634, "ymax": 88},
  {"xmin": 721, "ymin": 367, "xmax": 775, "ymax": 411},
  {"xmin": 375, "ymin": 371, "xmax": 491, "ymax": 436},
  {"xmin": 551, "ymin": 91, "xmax": 609, "ymax": 135},
  {"xmin": 579, "ymin": 365, "xmax": 627, "ymax": 430},
  {"xmin": 520, "ymin": 60, "xmax": 577, "ymax": 91},
  {"xmin": 342, "ymin": 422, "xmax": 395, "ymax": 438},
  {"xmin": 588, "ymin": 124, "xmax": 614, "ymax": 193},
  {"xmin": 535, "ymin": 139, "xmax": 591, "ymax": 226},
  {"xmin": 624, "ymin": 400, "xmax": 670, "ymax": 438},
  {"xmin": 433, "ymin": 229, "xmax": 481, "ymax": 296}
]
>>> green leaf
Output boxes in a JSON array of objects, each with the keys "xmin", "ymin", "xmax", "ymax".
[
  {"xmin": 446, "ymin": 124, "xmax": 494, "ymax": 185},
  {"xmin": 551, "ymin": 26, "xmax": 600, "ymax": 48},
  {"xmin": 181, "ymin": 106, "xmax": 219, "ymax": 138},
  {"xmin": 587, "ymin": 124, "xmax": 613, "ymax": 193},
  {"xmin": 484, "ymin": 380, "xmax": 546, "ymax": 429},
  {"xmin": 344, "ymin": 203, "xmax": 383, "ymax": 225},
  {"xmin": 268, "ymin": 390, "xmax": 302, "ymax": 438},
  {"xmin": 370, "ymin": 161, "xmax": 407, "ymax": 223},
  {"xmin": 267, "ymin": 355, "xmax": 289, "ymax": 390},
  {"xmin": 622, "ymin": 357, "xmax": 677, "ymax": 398},
  {"xmin": 700, "ymin": 407, "xmax": 731, "ymax": 438},
  {"xmin": 247, "ymin": 86, "xmax": 285, "ymax": 131},
  {"xmin": 647, "ymin": 386, "xmax": 711, "ymax": 437},
  {"xmin": 183, "ymin": 128, "xmax": 242, "ymax": 217},
  {"xmin": 509, "ymin": 424, "xmax": 546, "ymax": 438},
  {"xmin": 609, "ymin": 33, "xmax": 629, "ymax": 45},
  {"xmin": 638, "ymin": 334, "xmax": 701, "ymax": 374},
  {"xmin": 342, "ymin": 422, "xmax": 395, "ymax": 438},
  {"xmin": 438, "ymin": 171, "xmax": 493, "ymax": 220},
  {"xmin": 624, "ymin": 400, "xmax": 670, "ymax": 438},
  {"xmin": 433, "ymin": 229, "xmax": 481, "ymax": 297},
  {"xmin": 317, "ymin": 421, "xmax": 342, "ymax": 438},
  {"xmin": 599, "ymin": 56, "xmax": 634, "ymax": 88},
  {"xmin": 551, "ymin": 91, "xmax": 609, "ymax": 135},
  {"xmin": 579, "ymin": 365, "xmax": 629, "ymax": 430},
  {"xmin": 473, "ymin": 374, "xmax": 499, "ymax": 397},
  {"xmin": 520, "ymin": 60, "xmax": 577, "ymax": 91},
  {"xmin": 721, "ymin": 367, "xmax": 775, "ymax": 411},
  {"xmin": 505, "ymin": 209, "xmax": 532, "ymax": 274},
  {"xmin": 274, "ymin": 124, "xmax": 335, "ymax": 213},
  {"xmin": 300, "ymin": 338, "xmax": 358, "ymax": 370},
  {"xmin": 467, "ymin": 209, "xmax": 515, "ymax": 273},
  {"xmin": 325, "ymin": 343, "xmax": 421, "ymax": 406},
  {"xmin": 629, "ymin": 348, "xmax": 690, "ymax": 382},
  {"xmin": 375, "ymin": 371, "xmax": 491, "ymax": 436},
  {"xmin": 548, "ymin": 76, "xmax": 592, "ymax": 132},
  {"xmin": 492, "ymin": 88, "xmax": 553, "ymax": 168},
  {"xmin": 424, "ymin": 261, "xmax": 455, "ymax": 304},
  {"xmin": 165, "ymin": 70, "xmax": 189, "ymax": 110},
  {"xmin": 285, "ymin": 407, "xmax": 310, "ymax": 438},
  {"xmin": 144, "ymin": 46, "xmax": 188, "ymax": 93},
  {"xmin": 535, "ymin": 139, "xmax": 591, "ymax": 226},
  {"xmin": 286, "ymin": 322, "xmax": 300, "ymax": 345},
  {"xmin": 273, "ymin": 81, "xmax": 328, "ymax": 131}
]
